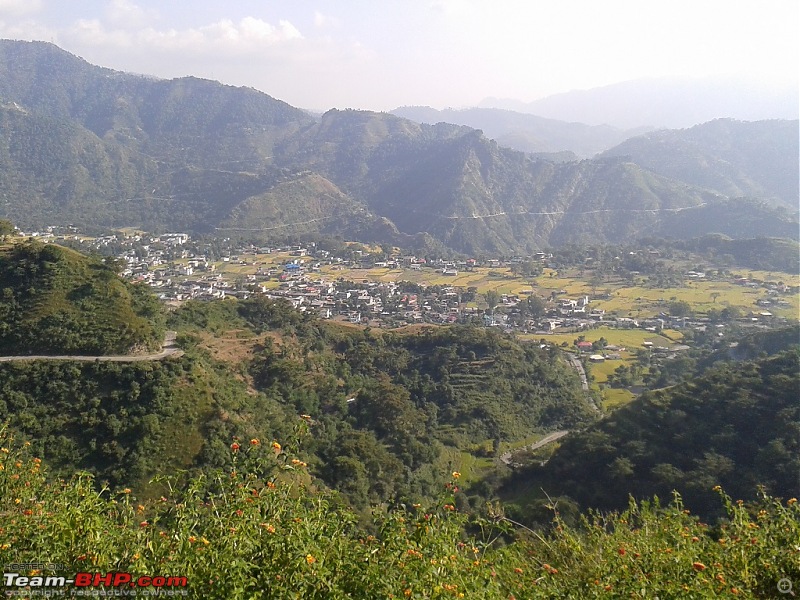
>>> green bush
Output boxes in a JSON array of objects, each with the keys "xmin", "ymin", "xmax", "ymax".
[{"xmin": 1, "ymin": 425, "xmax": 798, "ymax": 599}]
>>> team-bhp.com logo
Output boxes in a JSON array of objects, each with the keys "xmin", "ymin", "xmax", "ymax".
[{"xmin": 3, "ymin": 571, "xmax": 187, "ymax": 596}]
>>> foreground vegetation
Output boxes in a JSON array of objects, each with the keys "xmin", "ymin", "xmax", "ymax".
[{"xmin": 1, "ymin": 428, "xmax": 798, "ymax": 598}]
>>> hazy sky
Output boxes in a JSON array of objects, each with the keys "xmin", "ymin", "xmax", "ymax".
[{"xmin": 0, "ymin": 0, "xmax": 796, "ymax": 111}]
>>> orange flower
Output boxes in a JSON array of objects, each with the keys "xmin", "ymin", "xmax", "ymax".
[
  {"xmin": 271, "ymin": 441, "xmax": 281, "ymax": 452},
  {"xmin": 139, "ymin": 521, "xmax": 149, "ymax": 528},
  {"xmin": 618, "ymin": 547, "xmax": 626, "ymax": 556},
  {"xmin": 692, "ymin": 562, "xmax": 707, "ymax": 571},
  {"xmin": 230, "ymin": 442, "xmax": 240, "ymax": 452},
  {"xmin": 250, "ymin": 439, "xmax": 260, "ymax": 446},
  {"xmin": 788, "ymin": 498, "xmax": 797, "ymax": 506},
  {"xmin": 452, "ymin": 471, "xmax": 461, "ymax": 479},
  {"xmin": 305, "ymin": 554, "xmax": 316, "ymax": 565}
]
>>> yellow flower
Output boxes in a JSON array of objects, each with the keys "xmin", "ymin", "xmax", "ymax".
[
  {"xmin": 271, "ymin": 441, "xmax": 281, "ymax": 452},
  {"xmin": 200, "ymin": 537, "xmax": 210, "ymax": 545},
  {"xmin": 452, "ymin": 471, "xmax": 461, "ymax": 479},
  {"xmin": 306, "ymin": 554, "xmax": 316, "ymax": 565},
  {"xmin": 300, "ymin": 414, "xmax": 312, "ymax": 420},
  {"xmin": 788, "ymin": 498, "xmax": 797, "ymax": 506},
  {"xmin": 14, "ymin": 498, "xmax": 21, "ymax": 504}
]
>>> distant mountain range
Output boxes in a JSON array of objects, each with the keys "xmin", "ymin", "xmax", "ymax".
[
  {"xmin": 0, "ymin": 40, "xmax": 796, "ymax": 254},
  {"xmin": 480, "ymin": 77, "xmax": 799, "ymax": 129},
  {"xmin": 390, "ymin": 106, "xmax": 649, "ymax": 157},
  {"xmin": 600, "ymin": 119, "xmax": 798, "ymax": 210}
]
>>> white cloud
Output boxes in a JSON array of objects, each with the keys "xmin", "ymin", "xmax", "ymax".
[
  {"xmin": 0, "ymin": 0, "xmax": 41, "ymax": 16},
  {"xmin": 104, "ymin": 0, "xmax": 159, "ymax": 29},
  {"xmin": 0, "ymin": 18, "xmax": 56, "ymax": 42},
  {"xmin": 313, "ymin": 11, "xmax": 339, "ymax": 29},
  {"xmin": 66, "ymin": 16, "xmax": 303, "ymax": 55}
]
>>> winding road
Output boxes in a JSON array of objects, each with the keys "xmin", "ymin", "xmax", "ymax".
[
  {"xmin": 500, "ymin": 430, "xmax": 571, "ymax": 466},
  {"xmin": 563, "ymin": 351, "xmax": 601, "ymax": 413},
  {"xmin": 0, "ymin": 332, "xmax": 183, "ymax": 363}
]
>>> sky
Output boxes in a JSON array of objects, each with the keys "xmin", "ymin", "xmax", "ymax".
[{"xmin": 0, "ymin": 0, "xmax": 797, "ymax": 112}]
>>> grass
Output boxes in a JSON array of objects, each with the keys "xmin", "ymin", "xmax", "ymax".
[
  {"xmin": 601, "ymin": 387, "xmax": 636, "ymax": 410},
  {"xmin": 436, "ymin": 446, "xmax": 496, "ymax": 484},
  {"xmin": 520, "ymin": 326, "xmax": 678, "ymax": 350}
]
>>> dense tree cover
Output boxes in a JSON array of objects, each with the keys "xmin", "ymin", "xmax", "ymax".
[
  {"xmin": 0, "ymin": 240, "xmax": 164, "ymax": 354},
  {"xmin": 170, "ymin": 298, "xmax": 596, "ymax": 508},
  {"xmin": 2, "ymin": 431, "xmax": 798, "ymax": 599},
  {"xmin": 0, "ymin": 355, "xmax": 294, "ymax": 491},
  {"xmin": 505, "ymin": 350, "xmax": 800, "ymax": 521},
  {"xmin": 0, "ymin": 291, "xmax": 593, "ymax": 510}
]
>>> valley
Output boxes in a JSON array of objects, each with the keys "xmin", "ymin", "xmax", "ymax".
[{"xmin": 0, "ymin": 32, "xmax": 797, "ymax": 600}]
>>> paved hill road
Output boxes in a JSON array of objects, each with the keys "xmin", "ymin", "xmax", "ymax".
[
  {"xmin": 0, "ymin": 332, "xmax": 183, "ymax": 362},
  {"xmin": 499, "ymin": 430, "xmax": 571, "ymax": 467}
]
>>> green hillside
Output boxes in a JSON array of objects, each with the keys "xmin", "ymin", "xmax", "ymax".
[
  {"xmin": 0, "ymin": 240, "xmax": 163, "ymax": 354},
  {"xmin": 0, "ymin": 291, "xmax": 592, "ymax": 508},
  {"xmin": 602, "ymin": 118, "xmax": 800, "ymax": 211},
  {"xmin": 503, "ymin": 350, "xmax": 800, "ymax": 521},
  {"xmin": 0, "ymin": 40, "xmax": 796, "ymax": 252}
]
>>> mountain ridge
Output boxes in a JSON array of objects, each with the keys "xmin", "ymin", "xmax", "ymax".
[{"xmin": 0, "ymin": 40, "xmax": 796, "ymax": 253}]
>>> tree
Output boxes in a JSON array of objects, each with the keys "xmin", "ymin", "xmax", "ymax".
[
  {"xmin": 668, "ymin": 300, "xmax": 692, "ymax": 317},
  {"xmin": 483, "ymin": 290, "xmax": 500, "ymax": 315},
  {"xmin": 521, "ymin": 295, "xmax": 546, "ymax": 319},
  {"xmin": 0, "ymin": 219, "xmax": 15, "ymax": 241}
]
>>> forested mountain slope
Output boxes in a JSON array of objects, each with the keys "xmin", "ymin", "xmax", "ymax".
[
  {"xmin": 0, "ymin": 240, "xmax": 163, "ymax": 354},
  {"xmin": 504, "ymin": 350, "xmax": 800, "ymax": 521},
  {"xmin": 601, "ymin": 118, "xmax": 799, "ymax": 211},
  {"xmin": 0, "ymin": 40, "xmax": 796, "ymax": 252}
]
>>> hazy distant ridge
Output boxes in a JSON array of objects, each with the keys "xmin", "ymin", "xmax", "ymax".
[
  {"xmin": 390, "ymin": 106, "xmax": 649, "ymax": 157},
  {"xmin": 480, "ymin": 77, "xmax": 799, "ymax": 129}
]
